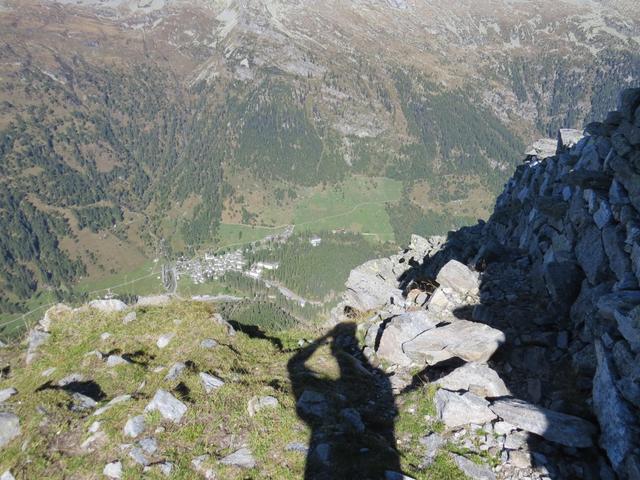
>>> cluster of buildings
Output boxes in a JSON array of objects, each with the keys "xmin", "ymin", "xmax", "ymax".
[{"xmin": 175, "ymin": 250, "xmax": 246, "ymax": 284}]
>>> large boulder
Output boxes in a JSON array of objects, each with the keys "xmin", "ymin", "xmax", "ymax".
[
  {"xmin": 343, "ymin": 258, "xmax": 403, "ymax": 311},
  {"xmin": 435, "ymin": 363, "xmax": 510, "ymax": 398},
  {"xmin": 489, "ymin": 398, "xmax": 596, "ymax": 448},
  {"xmin": 0, "ymin": 413, "xmax": 20, "ymax": 448},
  {"xmin": 435, "ymin": 260, "xmax": 479, "ymax": 297},
  {"xmin": 435, "ymin": 389, "xmax": 496, "ymax": 428},
  {"xmin": 403, "ymin": 320, "xmax": 505, "ymax": 365},
  {"xmin": 376, "ymin": 311, "xmax": 439, "ymax": 366},
  {"xmin": 136, "ymin": 294, "xmax": 172, "ymax": 307},
  {"xmin": 89, "ymin": 299, "xmax": 127, "ymax": 313}
]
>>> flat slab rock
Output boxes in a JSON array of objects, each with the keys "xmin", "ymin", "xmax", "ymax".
[
  {"xmin": 435, "ymin": 389, "xmax": 496, "ymax": 428},
  {"xmin": 403, "ymin": 320, "xmax": 505, "ymax": 365},
  {"xmin": 489, "ymin": 398, "xmax": 596, "ymax": 448},
  {"xmin": 220, "ymin": 447, "xmax": 256, "ymax": 469},
  {"xmin": 452, "ymin": 454, "xmax": 496, "ymax": 480},
  {"xmin": 343, "ymin": 258, "xmax": 404, "ymax": 311},
  {"xmin": 435, "ymin": 362, "xmax": 510, "ymax": 398},
  {"xmin": 435, "ymin": 260, "xmax": 480, "ymax": 296},
  {"xmin": 376, "ymin": 310, "xmax": 439, "ymax": 366}
]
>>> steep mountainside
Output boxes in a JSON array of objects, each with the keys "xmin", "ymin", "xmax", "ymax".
[{"xmin": 0, "ymin": 0, "xmax": 639, "ymax": 310}]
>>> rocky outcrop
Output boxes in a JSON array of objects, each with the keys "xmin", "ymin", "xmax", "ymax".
[{"xmin": 336, "ymin": 88, "xmax": 640, "ymax": 478}]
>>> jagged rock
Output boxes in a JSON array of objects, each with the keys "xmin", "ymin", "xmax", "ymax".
[
  {"xmin": 26, "ymin": 329, "xmax": 50, "ymax": 365},
  {"xmin": 145, "ymin": 389, "xmax": 187, "ymax": 423},
  {"xmin": 434, "ymin": 363, "xmax": 509, "ymax": 398},
  {"xmin": 89, "ymin": 299, "xmax": 127, "ymax": 312},
  {"xmin": 103, "ymin": 461, "xmax": 122, "ymax": 479},
  {"xmin": 296, "ymin": 390, "xmax": 328, "ymax": 420},
  {"xmin": 593, "ymin": 341, "xmax": 639, "ymax": 471},
  {"xmin": 158, "ymin": 462, "xmax": 173, "ymax": 476},
  {"xmin": 39, "ymin": 303, "xmax": 71, "ymax": 331},
  {"xmin": 435, "ymin": 389, "xmax": 496, "ymax": 428},
  {"xmin": 122, "ymin": 311, "xmax": 136, "ymax": 324},
  {"xmin": 156, "ymin": 333, "xmax": 175, "ymax": 349},
  {"xmin": 220, "ymin": 447, "xmax": 256, "ymax": 469},
  {"xmin": 199, "ymin": 372, "xmax": 224, "ymax": 393},
  {"xmin": 247, "ymin": 395, "xmax": 279, "ymax": 417},
  {"xmin": 165, "ymin": 362, "xmax": 186, "ymax": 381},
  {"xmin": 403, "ymin": 320, "xmax": 505, "ymax": 365},
  {"xmin": 613, "ymin": 306, "xmax": 640, "ymax": 353},
  {"xmin": 376, "ymin": 310, "xmax": 439, "ymax": 366},
  {"xmin": 489, "ymin": 398, "xmax": 596, "ymax": 448},
  {"xmin": 124, "ymin": 415, "xmax": 145, "ymax": 438},
  {"xmin": 618, "ymin": 88, "xmax": 640, "ymax": 121},
  {"xmin": 576, "ymin": 224, "xmax": 611, "ymax": 284},
  {"xmin": 435, "ymin": 260, "xmax": 479, "ymax": 297},
  {"xmin": 452, "ymin": 454, "xmax": 496, "ymax": 480},
  {"xmin": 0, "ymin": 387, "xmax": 17, "ymax": 403},
  {"xmin": 343, "ymin": 258, "xmax": 404, "ymax": 311},
  {"xmin": 526, "ymin": 138, "xmax": 557, "ymax": 159},
  {"xmin": 0, "ymin": 413, "xmax": 20, "ymax": 448}
]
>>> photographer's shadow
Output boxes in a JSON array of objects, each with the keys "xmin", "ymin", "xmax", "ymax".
[{"xmin": 288, "ymin": 322, "xmax": 401, "ymax": 480}]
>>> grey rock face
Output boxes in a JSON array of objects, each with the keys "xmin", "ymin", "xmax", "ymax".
[
  {"xmin": 376, "ymin": 310, "xmax": 439, "ymax": 366},
  {"xmin": 88, "ymin": 299, "xmax": 127, "ymax": 312},
  {"xmin": 247, "ymin": 395, "xmax": 279, "ymax": 417},
  {"xmin": 489, "ymin": 398, "xmax": 596, "ymax": 448},
  {"xmin": 435, "ymin": 389, "xmax": 496, "ymax": 428},
  {"xmin": 145, "ymin": 389, "xmax": 187, "ymax": 423},
  {"xmin": 123, "ymin": 415, "xmax": 146, "ymax": 438},
  {"xmin": 613, "ymin": 307, "xmax": 640, "ymax": 353},
  {"xmin": 403, "ymin": 320, "xmax": 505, "ymax": 365},
  {"xmin": 419, "ymin": 432, "xmax": 444, "ymax": 463},
  {"xmin": 593, "ymin": 341, "xmax": 639, "ymax": 472},
  {"xmin": 199, "ymin": 372, "xmax": 224, "ymax": 393},
  {"xmin": 220, "ymin": 447, "xmax": 256, "ymax": 469},
  {"xmin": 0, "ymin": 413, "xmax": 20, "ymax": 448},
  {"xmin": 343, "ymin": 258, "xmax": 404, "ymax": 311},
  {"xmin": 452, "ymin": 454, "xmax": 496, "ymax": 480},
  {"xmin": 435, "ymin": 260, "xmax": 480, "ymax": 296},
  {"xmin": 435, "ymin": 363, "xmax": 510, "ymax": 398}
]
